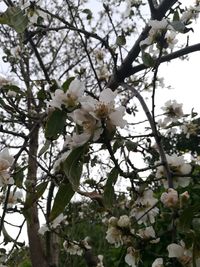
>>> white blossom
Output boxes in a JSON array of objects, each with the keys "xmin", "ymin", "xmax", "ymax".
[
  {"xmin": 130, "ymin": 189, "xmax": 159, "ymax": 224},
  {"xmin": 117, "ymin": 215, "xmax": 131, "ymax": 228},
  {"xmin": 181, "ymin": 122, "xmax": 199, "ymax": 138},
  {"xmin": 38, "ymin": 213, "xmax": 68, "ymax": 235},
  {"xmin": 137, "ymin": 226, "xmax": 156, "ymax": 239},
  {"xmin": 160, "ymin": 188, "xmax": 179, "ymax": 208},
  {"xmin": 167, "ymin": 241, "xmax": 192, "ymax": 265},
  {"xmin": 63, "ymin": 241, "xmax": 83, "ymax": 256},
  {"xmin": 161, "ymin": 100, "xmax": 183, "ymax": 125},
  {"xmin": 48, "ymin": 79, "xmax": 85, "ymax": 109},
  {"xmin": 105, "ymin": 226, "xmax": 123, "ymax": 247},
  {"xmin": 125, "ymin": 247, "xmax": 139, "ymax": 267},
  {"xmin": 156, "ymin": 154, "xmax": 192, "ymax": 189},
  {"xmin": 0, "ymin": 149, "xmax": 14, "ymax": 186},
  {"xmin": 152, "ymin": 258, "xmax": 164, "ymax": 267},
  {"xmin": 97, "ymin": 255, "xmax": 104, "ymax": 267},
  {"xmin": 87, "ymin": 88, "xmax": 127, "ymax": 129}
]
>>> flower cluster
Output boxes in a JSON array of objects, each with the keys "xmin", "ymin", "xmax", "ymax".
[
  {"xmin": 161, "ymin": 99, "xmax": 183, "ymax": 125},
  {"xmin": 130, "ymin": 189, "xmax": 159, "ymax": 225},
  {"xmin": 140, "ymin": 18, "xmax": 178, "ymax": 53},
  {"xmin": 167, "ymin": 241, "xmax": 200, "ymax": 266},
  {"xmin": 48, "ymin": 79, "xmax": 126, "ymax": 152},
  {"xmin": 105, "ymin": 215, "xmax": 131, "ymax": 247},
  {"xmin": 0, "ymin": 149, "xmax": 14, "ymax": 187},
  {"xmin": 156, "ymin": 154, "xmax": 192, "ymax": 188},
  {"xmin": 63, "ymin": 237, "xmax": 91, "ymax": 256},
  {"xmin": 180, "ymin": 4, "xmax": 200, "ymax": 24}
]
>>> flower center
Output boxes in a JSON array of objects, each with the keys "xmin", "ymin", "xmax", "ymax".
[{"xmin": 95, "ymin": 103, "xmax": 109, "ymax": 119}]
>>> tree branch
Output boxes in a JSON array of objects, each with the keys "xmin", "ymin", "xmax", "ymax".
[
  {"xmin": 121, "ymin": 83, "xmax": 173, "ymax": 188},
  {"xmin": 108, "ymin": 0, "xmax": 178, "ymax": 89}
]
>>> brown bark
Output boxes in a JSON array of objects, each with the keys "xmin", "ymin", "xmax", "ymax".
[{"xmin": 26, "ymin": 124, "xmax": 49, "ymax": 267}]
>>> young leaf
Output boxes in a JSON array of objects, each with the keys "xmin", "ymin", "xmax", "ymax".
[
  {"xmin": 38, "ymin": 140, "xmax": 51, "ymax": 157},
  {"xmin": 62, "ymin": 77, "xmax": 75, "ymax": 92},
  {"xmin": 82, "ymin": 9, "xmax": 93, "ymax": 20},
  {"xmin": 50, "ymin": 182, "xmax": 74, "ymax": 221},
  {"xmin": 62, "ymin": 146, "xmax": 85, "ymax": 190},
  {"xmin": 45, "ymin": 109, "xmax": 67, "ymax": 140},
  {"xmin": 125, "ymin": 140, "xmax": 138, "ymax": 152},
  {"xmin": 116, "ymin": 35, "xmax": 126, "ymax": 46},
  {"xmin": 142, "ymin": 52, "xmax": 155, "ymax": 67},
  {"xmin": 103, "ymin": 167, "xmax": 119, "ymax": 208},
  {"xmin": 0, "ymin": 7, "xmax": 28, "ymax": 33}
]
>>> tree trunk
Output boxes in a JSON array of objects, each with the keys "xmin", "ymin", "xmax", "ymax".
[{"xmin": 26, "ymin": 124, "xmax": 49, "ymax": 267}]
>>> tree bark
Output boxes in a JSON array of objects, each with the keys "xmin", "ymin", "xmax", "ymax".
[{"xmin": 26, "ymin": 124, "xmax": 49, "ymax": 267}]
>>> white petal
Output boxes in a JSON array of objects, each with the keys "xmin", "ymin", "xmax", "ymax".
[
  {"xmin": 99, "ymin": 88, "xmax": 116, "ymax": 104},
  {"xmin": 167, "ymin": 243, "xmax": 184, "ymax": 258}
]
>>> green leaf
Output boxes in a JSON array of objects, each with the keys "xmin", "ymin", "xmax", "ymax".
[
  {"xmin": 38, "ymin": 140, "xmax": 51, "ymax": 157},
  {"xmin": 125, "ymin": 140, "xmax": 138, "ymax": 152},
  {"xmin": 103, "ymin": 168, "xmax": 119, "ymax": 208},
  {"xmin": 50, "ymin": 182, "xmax": 74, "ymax": 221},
  {"xmin": 0, "ymin": 7, "xmax": 28, "ymax": 33},
  {"xmin": 173, "ymin": 10, "xmax": 180, "ymax": 21},
  {"xmin": 82, "ymin": 9, "xmax": 93, "ymax": 20},
  {"xmin": 45, "ymin": 109, "xmax": 67, "ymax": 140},
  {"xmin": 24, "ymin": 181, "xmax": 48, "ymax": 209},
  {"xmin": 19, "ymin": 260, "xmax": 32, "ymax": 267},
  {"xmin": 62, "ymin": 146, "xmax": 85, "ymax": 190},
  {"xmin": 142, "ymin": 52, "xmax": 155, "ymax": 67},
  {"xmin": 170, "ymin": 21, "xmax": 185, "ymax": 33},
  {"xmin": 13, "ymin": 166, "xmax": 26, "ymax": 188},
  {"xmin": 178, "ymin": 204, "xmax": 200, "ymax": 232},
  {"xmin": 62, "ymin": 77, "xmax": 75, "ymax": 92},
  {"xmin": 116, "ymin": 35, "xmax": 126, "ymax": 46}
]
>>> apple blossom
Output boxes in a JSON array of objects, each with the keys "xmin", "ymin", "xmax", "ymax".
[
  {"xmin": 48, "ymin": 79, "xmax": 85, "ymax": 110},
  {"xmin": 161, "ymin": 100, "xmax": 183, "ymax": 125},
  {"xmin": 105, "ymin": 226, "xmax": 123, "ymax": 247},
  {"xmin": 97, "ymin": 255, "xmax": 104, "ymax": 267},
  {"xmin": 125, "ymin": 247, "xmax": 139, "ymax": 267},
  {"xmin": 160, "ymin": 188, "xmax": 179, "ymax": 208},
  {"xmin": 181, "ymin": 121, "xmax": 199, "ymax": 138},
  {"xmin": 152, "ymin": 258, "xmax": 164, "ymax": 267},
  {"xmin": 130, "ymin": 189, "xmax": 159, "ymax": 224},
  {"xmin": 156, "ymin": 154, "xmax": 192, "ymax": 189},
  {"xmin": 63, "ymin": 241, "xmax": 83, "ymax": 256},
  {"xmin": 87, "ymin": 88, "xmax": 127, "ymax": 129},
  {"xmin": 137, "ymin": 226, "xmax": 156, "ymax": 239},
  {"xmin": 117, "ymin": 215, "xmax": 131, "ymax": 228},
  {"xmin": 167, "ymin": 241, "xmax": 192, "ymax": 266},
  {"xmin": 0, "ymin": 149, "xmax": 14, "ymax": 186},
  {"xmin": 38, "ymin": 213, "xmax": 68, "ymax": 235}
]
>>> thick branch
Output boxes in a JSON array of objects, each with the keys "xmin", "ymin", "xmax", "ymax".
[
  {"xmin": 108, "ymin": 0, "xmax": 178, "ymax": 89},
  {"xmin": 129, "ymin": 43, "xmax": 200, "ymax": 76}
]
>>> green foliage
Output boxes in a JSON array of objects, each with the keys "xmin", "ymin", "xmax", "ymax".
[
  {"xmin": 62, "ymin": 146, "xmax": 86, "ymax": 190},
  {"xmin": 62, "ymin": 77, "xmax": 75, "ymax": 92},
  {"xmin": 116, "ymin": 35, "xmax": 126, "ymax": 46},
  {"xmin": 103, "ymin": 167, "xmax": 119, "ymax": 208},
  {"xmin": 50, "ymin": 182, "xmax": 75, "ymax": 221},
  {"xmin": 0, "ymin": 7, "xmax": 28, "ymax": 33},
  {"xmin": 45, "ymin": 109, "xmax": 67, "ymax": 140},
  {"xmin": 141, "ymin": 52, "xmax": 155, "ymax": 67}
]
